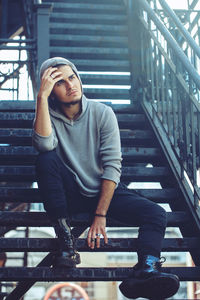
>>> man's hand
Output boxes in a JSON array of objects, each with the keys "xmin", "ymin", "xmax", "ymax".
[
  {"xmin": 34, "ymin": 67, "xmax": 63, "ymax": 137},
  {"xmin": 38, "ymin": 67, "xmax": 63, "ymax": 100},
  {"xmin": 87, "ymin": 216, "xmax": 108, "ymax": 249}
]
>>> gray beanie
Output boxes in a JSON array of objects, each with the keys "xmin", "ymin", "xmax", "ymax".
[{"xmin": 39, "ymin": 57, "xmax": 82, "ymax": 83}]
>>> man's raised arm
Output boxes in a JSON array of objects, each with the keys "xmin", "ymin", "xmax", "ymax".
[{"xmin": 34, "ymin": 67, "xmax": 62, "ymax": 136}]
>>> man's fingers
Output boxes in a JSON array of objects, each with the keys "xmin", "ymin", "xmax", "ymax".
[
  {"xmin": 43, "ymin": 67, "xmax": 57, "ymax": 77},
  {"xmin": 96, "ymin": 233, "xmax": 101, "ymax": 248},
  {"xmin": 50, "ymin": 71, "xmax": 62, "ymax": 80},
  {"xmin": 102, "ymin": 231, "xmax": 108, "ymax": 244},
  {"xmin": 87, "ymin": 230, "xmax": 95, "ymax": 249}
]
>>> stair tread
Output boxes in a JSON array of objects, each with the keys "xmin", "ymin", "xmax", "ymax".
[
  {"xmin": 0, "ymin": 146, "xmax": 160, "ymax": 155},
  {"xmin": 0, "ymin": 101, "xmax": 139, "ymax": 112},
  {"xmin": 84, "ymin": 88, "xmax": 130, "ymax": 100},
  {"xmin": 0, "ymin": 129, "xmax": 155, "ymax": 145},
  {"xmin": 48, "ymin": 58, "xmax": 130, "ymax": 72},
  {"xmin": 0, "ymin": 146, "xmax": 162, "ymax": 165},
  {"xmin": 0, "ymin": 166, "xmax": 170, "ymax": 182},
  {"xmin": 0, "ymin": 113, "xmax": 146, "ymax": 129},
  {"xmin": 0, "ymin": 128, "xmax": 153, "ymax": 138},
  {"xmin": 50, "ymin": 46, "xmax": 129, "ymax": 55},
  {"xmin": 80, "ymin": 74, "xmax": 131, "ymax": 85},
  {"xmin": 44, "ymin": 0, "xmax": 122, "ymax": 4},
  {"xmin": 50, "ymin": 23, "xmax": 128, "ymax": 36},
  {"xmin": 50, "ymin": 34, "xmax": 128, "ymax": 48},
  {"xmin": 0, "ymin": 211, "xmax": 189, "ymax": 227},
  {"xmin": 0, "ymin": 266, "xmax": 198, "ymax": 281},
  {"xmin": 50, "ymin": 12, "xmax": 127, "ymax": 21},
  {"xmin": 0, "ymin": 187, "xmax": 180, "ymax": 203},
  {"xmin": 1, "ymin": 237, "xmax": 199, "ymax": 252},
  {"xmin": 51, "ymin": 3, "xmax": 125, "ymax": 11}
]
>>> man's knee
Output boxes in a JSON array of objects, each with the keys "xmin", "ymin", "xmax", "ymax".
[
  {"xmin": 153, "ymin": 204, "xmax": 167, "ymax": 228},
  {"xmin": 36, "ymin": 150, "xmax": 58, "ymax": 170}
]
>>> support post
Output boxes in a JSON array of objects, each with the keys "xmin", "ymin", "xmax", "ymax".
[
  {"xmin": 1, "ymin": 0, "xmax": 8, "ymax": 38},
  {"xmin": 34, "ymin": 3, "xmax": 52, "ymax": 91},
  {"xmin": 126, "ymin": 0, "xmax": 143, "ymax": 102}
]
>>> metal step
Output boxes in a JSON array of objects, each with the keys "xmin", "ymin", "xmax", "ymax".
[
  {"xmin": 84, "ymin": 88, "xmax": 130, "ymax": 100},
  {"xmin": 0, "ymin": 266, "xmax": 197, "ymax": 281},
  {"xmin": 0, "ymin": 187, "xmax": 180, "ymax": 204},
  {"xmin": 0, "ymin": 101, "xmax": 140, "ymax": 112},
  {"xmin": 80, "ymin": 74, "xmax": 131, "ymax": 86},
  {"xmin": 0, "ymin": 166, "xmax": 170, "ymax": 182},
  {"xmin": 0, "ymin": 129, "xmax": 155, "ymax": 147},
  {"xmin": 0, "ymin": 237, "xmax": 199, "ymax": 252},
  {"xmin": 0, "ymin": 211, "xmax": 189, "ymax": 227},
  {"xmin": 50, "ymin": 46, "xmax": 129, "ymax": 60},
  {"xmin": 0, "ymin": 146, "xmax": 162, "ymax": 164},
  {"xmin": 50, "ymin": 13, "xmax": 127, "ymax": 25},
  {"xmin": 0, "ymin": 101, "xmax": 35, "ymax": 111},
  {"xmin": 51, "ymin": 2, "xmax": 125, "ymax": 14},
  {"xmin": 53, "ymin": 2, "xmax": 126, "ymax": 16},
  {"xmin": 50, "ymin": 34, "xmax": 128, "ymax": 48},
  {"xmin": 0, "ymin": 113, "xmax": 146, "ymax": 129},
  {"xmin": 48, "ymin": 57, "xmax": 130, "ymax": 72},
  {"xmin": 51, "ymin": 5, "xmax": 125, "ymax": 17},
  {"xmin": 43, "ymin": 0, "xmax": 123, "ymax": 5},
  {"xmin": 50, "ymin": 23, "xmax": 128, "ymax": 36}
]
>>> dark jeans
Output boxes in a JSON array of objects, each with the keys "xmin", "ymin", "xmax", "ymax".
[{"xmin": 36, "ymin": 150, "xmax": 167, "ymax": 258}]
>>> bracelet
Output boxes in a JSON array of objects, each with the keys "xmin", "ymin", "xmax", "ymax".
[{"xmin": 94, "ymin": 213, "xmax": 106, "ymax": 218}]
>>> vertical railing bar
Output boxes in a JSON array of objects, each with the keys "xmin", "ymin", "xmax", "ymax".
[
  {"xmin": 146, "ymin": 32, "xmax": 151, "ymax": 86},
  {"xmin": 184, "ymin": 93, "xmax": 191, "ymax": 174},
  {"xmin": 189, "ymin": 81, "xmax": 197, "ymax": 185},
  {"xmin": 172, "ymin": 58, "xmax": 180, "ymax": 150},
  {"xmin": 150, "ymin": 40, "xmax": 156, "ymax": 109},
  {"xmin": 154, "ymin": 44, "xmax": 160, "ymax": 115},
  {"xmin": 177, "ymin": 82, "xmax": 183, "ymax": 156},
  {"xmin": 171, "ymin": 71, "xmax": 176, "ymax": 148},
  {"xmin": 159, "ymin": 52, "xmax": 166, "ymax": 124},
  {"xmin": 197, "ymin": 112, "xmax": 200, "ymax": 170},
  {"xmin": 165, "ymin": 63, "xmax": 171, "ymax": 137}
]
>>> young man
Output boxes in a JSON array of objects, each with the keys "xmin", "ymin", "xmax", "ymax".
[{"xmin": 33, "ymin": 57, "xmax": 179, "ymax": 299}]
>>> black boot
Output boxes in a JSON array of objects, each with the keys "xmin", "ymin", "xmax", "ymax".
[
  {"xmin": 119, "ymin": 255, "xmax": 179, "ymax": 299},
  {"xmin": 53, "ymin": 218, "xmax": 81, "ymax": 268}
]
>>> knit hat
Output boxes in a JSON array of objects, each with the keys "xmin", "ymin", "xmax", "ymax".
[{"xmin": 39, "ymin": 57, "xmax": 81, "ymax": 84}]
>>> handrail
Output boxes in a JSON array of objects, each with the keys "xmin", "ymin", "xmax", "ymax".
[
  {"xmin": 139, "ymin": 0, "xmax": 200, "ymax": 93},
  {"xmin": 129, "ymin": 0, "xmax": 200, "ymax": 225},
  {"xmin": 158, "ymin": 0, "xmax": 200, "ymax": 59}
]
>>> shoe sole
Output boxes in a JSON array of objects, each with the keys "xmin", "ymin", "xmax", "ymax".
[{"xmin": 119, "ymin": 275, "xmax": 179, "ymax": 299}]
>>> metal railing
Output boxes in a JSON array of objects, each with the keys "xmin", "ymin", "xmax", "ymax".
[
  {"xmin": 151, "ymin": 0, "xmax": 200, "ymax": 73},
  {"xmin": 0, "ymin": 37, "xmax": 36, "ymax": 100},
  {"xmin": 0, "ymin": 0, "xmax": 52, "ymax": 100},
  {"xmin": 127, "ymin": 0, "xmax": 200, "ymax": 223}
]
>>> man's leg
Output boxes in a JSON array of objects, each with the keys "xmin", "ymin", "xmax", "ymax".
[
  {"xmin": 107, "ymin": 183, "xmax": 179, "ymax": 299},
  {"xmin": 35, "ymin": 150, "xmax": 81, "ymax": 267}
]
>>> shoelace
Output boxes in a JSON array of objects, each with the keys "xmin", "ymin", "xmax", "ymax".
[{"xmin": 156, "ymin": 256, "xmax": 166, "ymax": 269}]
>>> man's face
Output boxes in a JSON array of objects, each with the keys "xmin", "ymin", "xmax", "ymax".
[{"xmin": 51, "ymin": 65, "xmax": 82, "ymax": 105}]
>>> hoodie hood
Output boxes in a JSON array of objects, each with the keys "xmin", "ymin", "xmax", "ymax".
[
  {"xmin": 39, "ymin": 57, "xmax": 82, "ymax": 84},
  {"xmin": 40, "ymin": 57, "xmax": 85, "ymax": 124}
]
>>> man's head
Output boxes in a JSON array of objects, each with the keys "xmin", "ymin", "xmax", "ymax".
[{"xmin": 39, "ymin": 57, "xmax": 82, "ymax": 106}]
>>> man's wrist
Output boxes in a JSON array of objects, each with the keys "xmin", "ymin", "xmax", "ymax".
[
  {"xmin": 94, "ymin": 213, "xmax": 106, "ymax": 218},
  {"xmin": 37, "ymin": 92, "xmax": 49, "ymax": 101}
]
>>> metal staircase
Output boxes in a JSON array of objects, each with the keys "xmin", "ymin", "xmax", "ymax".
[{"xmin": 1, "ymin": 0, "xmax": 200, "ymax": 299}]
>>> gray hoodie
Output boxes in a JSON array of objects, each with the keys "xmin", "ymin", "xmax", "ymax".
[{"xmin": 33, "ymin": 58, "xmax": 122, "ymax": 197}]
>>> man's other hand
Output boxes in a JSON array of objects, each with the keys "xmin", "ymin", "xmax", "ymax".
[{"xmin": 87, "ymin": 216, "xmax": 108, "ymax": 249}]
